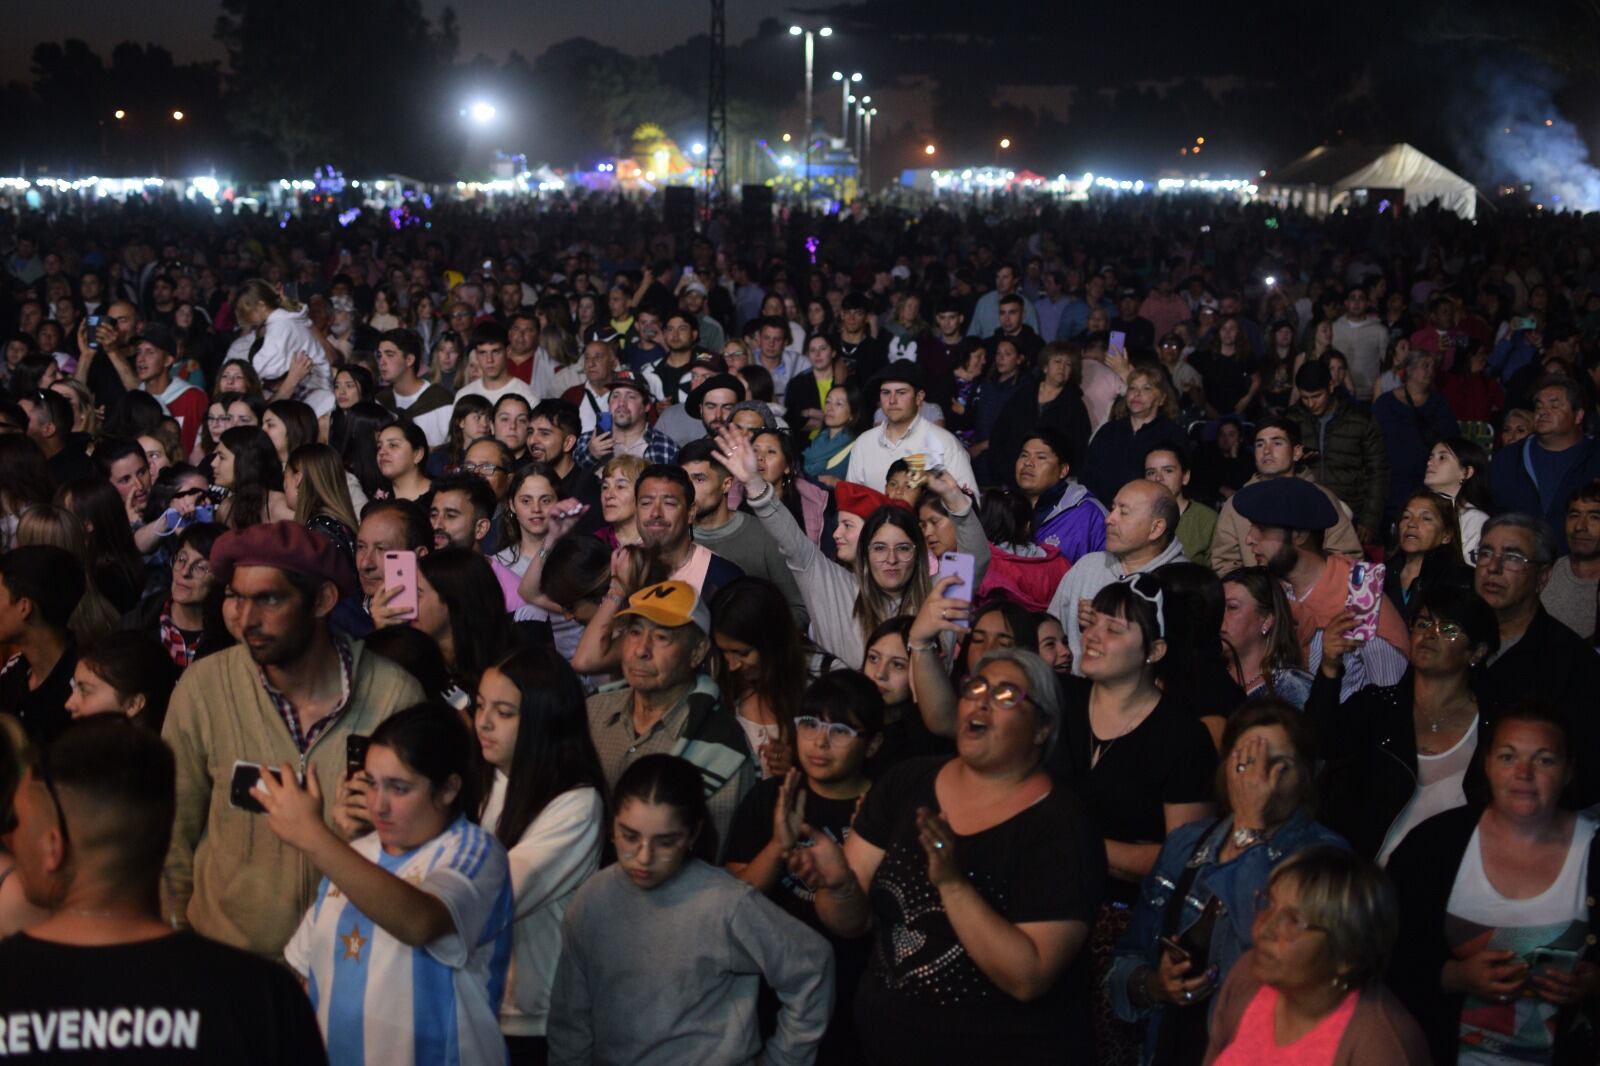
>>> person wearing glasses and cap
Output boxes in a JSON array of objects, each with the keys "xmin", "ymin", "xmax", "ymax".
[{"xmin": 789, "ymin": 647, "xmax": 1106, "ymax": 1066}]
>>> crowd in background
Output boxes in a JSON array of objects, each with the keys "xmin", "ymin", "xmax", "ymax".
[{"xmin": 0, "ymin": 189, "xmax": 1599, "ymax": 1064}]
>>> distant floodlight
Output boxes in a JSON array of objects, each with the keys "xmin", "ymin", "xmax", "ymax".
[
  {"xmin": 114, "ymin": 109, "xmax": 126, "ymax": 120},
  {"xmin": 924, "ymin": 144, "xmax": 936, "ymax": 155},
  {"xmin": 691, "ymin": 142, "xmax": 705, "ymax": 156},
  {"xmin": 1000, "ymin": 138, "xmax": 1011, "ymax": 149},
  {"xmin": 468, "ymin": 101, "xmax": 497, "ymax": 124},
  {"xmin": 782, "ymin": 133, "xmax": 792, "ymax": 142},
  {"xmin": 789, "ymin": 25, "xmax": 803, "ymax": 35},
  {"xmin": 819, "ymin": 27, "xmax": 833, "ymax": 36},
  {"xmin": 172, "ymin": 110, "xmax": 185, "ymax": 121}
]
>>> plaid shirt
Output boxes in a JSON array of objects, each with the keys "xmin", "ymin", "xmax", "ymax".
[
  {"xmin": 258, "ymin": 637, "xmax": 355, "ymax": 755},
  {"xmin": 573, "ymin": 426, "xmax": 679, "ymax": 470},
  {"xmin": 158, "ymin": 601, "xmax": 199, "ymax": 669}
]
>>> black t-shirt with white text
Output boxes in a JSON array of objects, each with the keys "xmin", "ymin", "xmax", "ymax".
[{"xmin": 0, "ymin": 931, "xmax": 326, "ymax": 1064}]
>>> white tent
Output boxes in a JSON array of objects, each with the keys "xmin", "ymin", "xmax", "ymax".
[{"xmin": 1258, "ymin": 143, "xmax": 1479, "ymax": 220}]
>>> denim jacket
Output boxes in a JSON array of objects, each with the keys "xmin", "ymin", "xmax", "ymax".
[{"xmin": 1106, "ymin": 812, "xmax": 1347, "ymax": 1063}]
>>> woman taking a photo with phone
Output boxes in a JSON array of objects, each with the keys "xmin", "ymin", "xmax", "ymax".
[
  {"xmin": 713, "ymin": 425, "xmax": 988, "ymax": 668},
  {"xmin": 264, "ymin": 703, "xmax": 514, "ymax": 1066}
]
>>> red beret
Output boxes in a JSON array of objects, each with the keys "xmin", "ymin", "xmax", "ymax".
[
  {"xmin": 834, "ymin": 481, "xmax": 911, "ymax": 521},
  {"xmin": 210, "ymin": 521, "xmax": 359, "ymax": 600}
]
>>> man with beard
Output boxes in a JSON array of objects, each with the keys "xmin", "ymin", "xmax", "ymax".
[
  {"xmin": 655, "ymin": 355, "xmax": 745, "ymax": 447},
  {"xmin": 573, "ymin": 370, "xmax": 679, "ymax": 468},
  {"xmin": 679, "ymin": 438, "xmax": 807, "ymax": 627},
  {"xmin": 644, "ymin": 311, "xmax": 703, "ymax": 406},
  {"xmin": 1234, "ymin": 477, "xmax": 1410, "ymax": 701},
  {"xmin": 161, "ymin": 522, "xmax": 423, "ymax": 957},
  {"xmin": 635, "ymin": 464, "xmax": 743, "ymax": 599},
  {"xmin": 1208, "ymin": 417, "xmax": 1363, "ymax": 576},
  {"xmin": 528, "ymin": 399, "xmax": 603, "ymax": 532}
]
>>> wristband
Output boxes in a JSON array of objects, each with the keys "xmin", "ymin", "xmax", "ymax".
[
  {"xmin": 907, "ymin": 640, "xmax": 940, "ymax": 654},
  {"xmin": 747, "ymin": 481, "xmax": 774, "ymax": 505}
]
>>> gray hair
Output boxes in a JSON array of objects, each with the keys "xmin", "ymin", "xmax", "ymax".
[
  {"xmin": 1482, "ymin": 512, "xmax": 1559, "ymax": 565},
  {"xmin": 1268, "ymin": 846, "xmax": 1398, "ymax": 989},
  {"xmin": 974, "ymin": 647, "xmax": 1062, "ymax": 762}
]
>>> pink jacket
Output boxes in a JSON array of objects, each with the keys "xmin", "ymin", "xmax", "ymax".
[{"xmin": 978, "ymin": 542, "xmax": 1070, "ymax": 613}]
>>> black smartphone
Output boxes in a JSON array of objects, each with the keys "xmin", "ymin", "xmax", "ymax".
[
  {"xmin": 1158, "ymin": 936, "xmax": 1192, "ymax": 964},
  {"xmin": 86, "ymin": 314, "xmax": 102, "ymax": 350},
  {"xmin": 228, "ymin": 761, "xmax": 281, "ymax": 814},
  {"xmin": 346, "ymin": 734, "xmax": 371, "ymax": 778}
]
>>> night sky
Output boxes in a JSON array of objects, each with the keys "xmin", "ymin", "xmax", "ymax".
[{"xmin": 0, "ymin": 0, "xmax": 798, "ymax": 80}]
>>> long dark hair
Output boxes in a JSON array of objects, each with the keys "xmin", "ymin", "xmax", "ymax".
[
  {"xmin": 955, "ymin": 597, "xmax": 1040, "ymax": 681},
  {"xmin": 1154, "ymin": 561, "xmax": 1239, "ymax": 709},
  {"xmin": 77, "ymin": 630, "xmax": 181, "ymax": 733},
  {"xmin": 330, "ymin": 401, "xmax": 394, "ymax": 500},
  {"xmin": 475, "ymin": 646, "xmax": 608, "ymax": 850},
  {"xmin": 266, "ymin": 399, "xmax": 317, "ymax": 458},
  {"xmin": 497, "ymin": 462, "xmax": 561, "ymax": 564},
  {"xmin": 418, "ymin": 547, "xmax": 514, "ymax": 687},
  {"xmin": 217, "ymin": 425, "xmax": 283, "ymax": 529},
  {"xmin": 56, "ymin": 477, "xmax": 144, "ymax": 596},
  {"xmin": 751, "ymin": 428, "xmax": 808, "ymax": 528},
  {"xmin": 613, "ymin": 753, "xmax": 714, "ymax": 862},
  {"xmin": 369, "ymin": 702, "xmax": 479, "ymax": 823},
  {"xmin": 1434, "ymin": 436, "xmax": 1495, "ymax": 516},
  {"xmin": 0, "ymin": 435, "xmax": 54, "ymax": 522},
  {"xmin": 710, "ymin": 577, "xmax": 807, "ymax": 747}
]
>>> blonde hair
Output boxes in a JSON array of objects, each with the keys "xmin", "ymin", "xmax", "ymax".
[
  {"xmin": 234, "ymin": 278, "xmax": 303, "ymax": 318},
  {"xmin": 52, "ymin": 379, "xmax": 100, "ymax": 437},
  {"xmin": 14, "ymin": 505, "xmax": 120, "ymax": 644},
  {"xmin": 287, "ymin": 443, "xmax": 359, "ymax": 531},
  {"xmin": 1111, "ymin": 365, "xmax": 1181, "ymax": 421},
  {"xmin": 600, "ymin": 453, "xmax": 649, "ymax": 485}
]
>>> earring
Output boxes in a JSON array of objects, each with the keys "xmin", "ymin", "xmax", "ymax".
[{"xmin": 1260, "ymin": 626, "xmax": 1270, "ymax": 637}]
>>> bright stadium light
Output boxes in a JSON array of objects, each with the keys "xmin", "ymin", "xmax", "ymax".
[{"xmin": 467, "ymin": 101, "xmax": 497, "ymax": 124}]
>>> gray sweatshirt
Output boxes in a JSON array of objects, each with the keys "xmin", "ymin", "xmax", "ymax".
[
  {"xmin": 693, "ymin": 512, "xmax": 810, "ymax": 629},
  {"xmin": 748, "ymin": 487, "xmax": 991, "ymax": 667},
  {"xmin": 1046, "ymin": 537, "xmax": 1189, "ymax": 674},
  {"xmin": 547, "ymin": 861, "xmax": 834, "ymax": 1066}
]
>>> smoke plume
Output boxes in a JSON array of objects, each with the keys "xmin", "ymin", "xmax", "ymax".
[{"xmin": 1453, "ymin": 61, "xmax": 1600, "ymax": 212}]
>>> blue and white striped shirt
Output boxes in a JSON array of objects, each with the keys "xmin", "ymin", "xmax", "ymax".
[{"xmin": 286, "ymin": 815, "xmax": 514, "ymax": 1066}]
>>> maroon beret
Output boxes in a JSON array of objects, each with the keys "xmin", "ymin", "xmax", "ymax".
[{"xmin": 210, "ymin": 521, "xmax": 359, "ymax": 600}]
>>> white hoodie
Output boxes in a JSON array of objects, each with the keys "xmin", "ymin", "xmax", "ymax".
[{"xmin": 252, "ymin": 306, "xmax": 335, "ymax": 417}]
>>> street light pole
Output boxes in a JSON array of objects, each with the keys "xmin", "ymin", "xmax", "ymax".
[
  {"xmin": 789, "ymin": 24, "xmax": 832, "ymax": 205},
  {"xmin": 863, "ymin": 108, "xmax": 877, "ymax": 193},
  {"xmin": 832, "ymin": 71, "xmax": 861, "ymax": 146}
]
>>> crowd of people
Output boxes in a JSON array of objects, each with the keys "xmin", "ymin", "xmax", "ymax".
[{"xmin": 0, "ymin": 187, "xmax": 1599, "ymax": 1065}]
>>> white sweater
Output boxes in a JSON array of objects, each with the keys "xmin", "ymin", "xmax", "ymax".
[{"xmin": 480, "ymin": 776, "xmax": 604, "ymax": 1036}]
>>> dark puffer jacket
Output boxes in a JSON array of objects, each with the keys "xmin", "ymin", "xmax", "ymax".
[{"xmin": 1286, "ymin": 399, "xmax": 1389, "ymax": 533}]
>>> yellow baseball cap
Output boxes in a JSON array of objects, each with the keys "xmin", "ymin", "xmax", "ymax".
[{"xmin": 615, "ymin": 580, "xmax": 711, "ymax": 635}]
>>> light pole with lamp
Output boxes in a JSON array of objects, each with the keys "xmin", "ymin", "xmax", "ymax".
[
  {"xmin": 862, "ymin": 107, "xmax": 878, "ymax": 193},
  {"xmin": 788, "ymin": 24, "xmax": 832, "ymax": 203},
  {"xmin": 854, "ymin": 96, "xmax": 871, "ymax": 160},
  {"xmin": 832, "ymin": 71, "xmax": 861, "ymax": 145}
]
